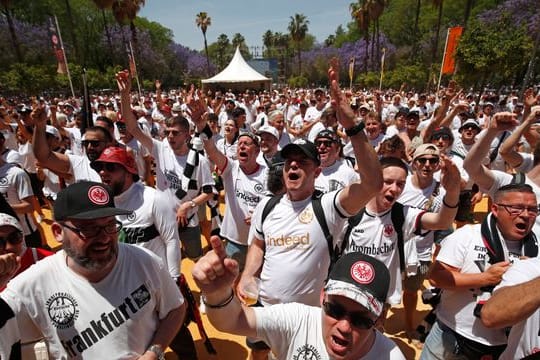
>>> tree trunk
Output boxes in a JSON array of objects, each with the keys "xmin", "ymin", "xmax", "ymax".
[
  {"xmin": 130, "ymin": 20, "xmax": 138, "ymax": 65},
  {"xmin": 64, "ymin": 0, "xmax": 80, "ymax": 62},
  {"xmin": 432, "ymin": 1, "xmax": 444, "ymax": 62},
  {"xmin": 297, "ymin": 45, "xmax": 302, "ymax": 75},
  {"xmin": 371, "ymin": 24, "xmax": 376, "ymax": 70},
  {"xmin": 464, "ymin": 0, "xmax": 474, "ymax": 26},
  {"xmin": 521, "ymin": 31, "xmax": 540, "ymax": 96},
  {"xmin": 413, "ymin": 0, "xmax": 421, "ymax": 58},
  {"xmin": 3, "ymin": 6, "xmax": 22, "ymax": 62},
  {"xmin": 203, "ymin": 34, "xmax": 210, "ymax": 76},
  {"xmin": 364, "ymin": 31, "xmax": 369, "ymax": 74},
  {"xmin": 102, "ymin": 9, "xmax": 114, "ymax": 58}
]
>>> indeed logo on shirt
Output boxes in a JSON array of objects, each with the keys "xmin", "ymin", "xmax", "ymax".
[{"xmin": 267, "ymin": 233, "xmax": 310, "ymax": 249}]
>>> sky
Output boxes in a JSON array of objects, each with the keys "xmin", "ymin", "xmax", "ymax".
[{"xmin": 139, "ymin": 0, "xmax": 353, "ymax": 53}]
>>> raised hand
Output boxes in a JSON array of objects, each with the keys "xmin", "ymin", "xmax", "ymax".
[
  {"xmin": 115, "ymin": 70, "xmax": 132, "ymax": 95},
  {"xmin": 439, "ymin": 155, "xmax": 461, "ymax": 192},
  {"xmin": 328, "ymin": 57, "xmax": 355, "ymax": 129},
  {"xmin": 488, "ymin": 112, "xmax": 519, "ymax": 132},
  {"xmin": 192, "ymin": 235, "xmax": 239, "ymax": 296}
]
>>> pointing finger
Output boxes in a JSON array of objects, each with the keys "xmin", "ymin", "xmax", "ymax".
[{"xmin": 209, "ymin": 235, "xmax": 227, "ymax": 260}]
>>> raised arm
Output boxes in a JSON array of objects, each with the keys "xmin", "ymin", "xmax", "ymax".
[
  {"xmin": 192, "ymin": 236, "xmax": 258, "ymax": 337},
  {"xmin": 463, "ymin": 112, "xmax": 518, "ymax": 191},
  {"xmin": 116, "ymin": 70, "xmax": 153, "ymax": 152},
  {"xmin": 499, "ymin": 106, "xmax": 540, "ymax": 169},
  {"xmin": 420, "ymin": 156, "xmax": 461, "ymax": 230},
  {"xmin": 31, "ymin": 103, "xmax": 71, "ymax": 175},
  {"xmin": 328, "ymin": 59, "xmax": 382, "ymax": 215}
]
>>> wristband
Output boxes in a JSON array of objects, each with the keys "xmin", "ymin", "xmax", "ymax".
[
  {"xmin": 344, "ymin": 121, "xmax": 365, "ymax": 137},
  {"xmin": 202, "ymin": 290, "xmax": 235, "ymax": 309},
  {"xmin": 443, "ymin": 197, "xmax": 459, "ymax": 208}
]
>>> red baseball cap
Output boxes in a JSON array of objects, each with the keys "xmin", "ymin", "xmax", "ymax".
[{"xmin": 94, "ymin": 147, "xmax": 138, "ymax": 175}]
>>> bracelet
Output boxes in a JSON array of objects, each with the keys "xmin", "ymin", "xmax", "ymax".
[
  {"xmin": 202, "ymin": 290, "xmax": 235, "ymax": 309},
  {"xmin": 344, "ymin": 121, "xmax": 365, "ymax": 137},
  {"xmin": 442, "ymin": 197, "xmax": 459, "ymax": 208}
]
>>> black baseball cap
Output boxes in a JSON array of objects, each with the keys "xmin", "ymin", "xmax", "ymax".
[
  {"xmin": 281, "ymin": 139, "xmax": 320, "ymax": 165},
  {"xmin": 316, "ymin": 129, "xmax": 339, "ymax": 143},
  {"xmin": 324, "ymin": 252, "xmax": 390, "ymax": 317},
  {"xmin": 54, "ymin": 181, "xmax": 132, "ymax": 221}
]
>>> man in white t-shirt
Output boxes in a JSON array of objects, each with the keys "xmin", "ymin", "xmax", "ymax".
[
  {"xmin": 0, "ymin": 181, "xmax": 185, "ymax": 360},
  {"xmin": 193, "ymin": 238, "xmax": 405, "ymax": 360},
  {"xmin": 421, "ymin": 183, "xmax": 538, "ymax": 359},
  {"xmin": 481, "ymin": 257, "xmax": 540, "ymax": 359},
  {"xmin": 314, "ymin": 129, "xmax": 359, "ymax": 194},
  {"xmin": 118, "ymin": 72, "xmax": 214, "ymax": 260}
]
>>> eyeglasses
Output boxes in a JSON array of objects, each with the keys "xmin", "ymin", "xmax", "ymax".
[
  {"xmin": 0, "ymin": 230, "xmax": 23, "ymax": 249},
  {"xmin": 164, "ymin": 129, "xmax": 185, "ymax": 136},
  {"xmin": 497, "ymin": 203, "xmax": 539, "ymax": 217},
  {"xmin": 322, "ymin": 301, "xmax": 375, "ymax": 329},
  {"xmin": 416, "ymin": 157, "xmax": 439, "ymax": 165},
  {"xmin": 82, "ymin": 140, "xmax": 104, "ymax": 147},
  {"xmin": 461, "ymin": 126, "xmax": 478, "ymax": 132},
  {"xmin": 315, "ymin": 140, "xmax": 335, "ymax": 148},
  {"xmin": 432, "ymin": 134, "xmax": 451, "ymax": 141},
  {"xmin": 92, "ymin": 162, "xmax": 123, "ymax": 173},
  {"xmin": 62, "ymin": 221, "xmax": 123, "ymax": 239}
]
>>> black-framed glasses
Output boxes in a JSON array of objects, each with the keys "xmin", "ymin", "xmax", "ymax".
[
  {"xmin": 432, "ymin": 134, "xmax": 451, "ymax": 141},
  {"xmin": 462, "ymin": 125, "xmax": 478, "ymax": 132},
  {"xmin": 62, "ymin": 221, "xmax": 123, "ymax": 239},
  {"xmin": 0, "ymin": 230, "xmax": 23, "ymax": 249},
  {"xmin": 315, "ymin": 140, "xmax": 335, "ymax": 148},
  {"xmin": 82, "ymin": 140, "xmax": 104, "ymax": 147},
  {"xmin": 322, "ymin": 301, "xmax": 375, "ymax": 329},
  {"xmin": 416, "ymin": 157, "xmax": 439, "ymax": 165},
  {"xmin": 92, "ymin": 162, "xmax": 123, "ymax": 173},
  {"xmin": 496, "ymin": 203, "xmax": 539, "ymax": 217}
]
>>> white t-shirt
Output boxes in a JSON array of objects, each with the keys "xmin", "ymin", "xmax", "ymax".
[
  {"xmin": 304, "ymin": 106, "xmax": 324, "ymax": 123},
  {"xmin": 398, "ymin": 176, "xmax": 445, "ymax": 260},
  {"xmin": 342, "ymin": 205, "xmax": 424, "ymax": 305},
  {"xmin": 215, "ymin": 137, "xmax": 238, "ymax": 160},
  {"xmin": 67, "ymin": 154, "xmax": 101, "ymax": 185},
  {"xmin": 315, "ymin": 159, "xmax": 359, "ymax": 194},
  {"xmin": 115, "ymin": 182, "xmax": 181, "ymax": 278},
  {"xmin": 0, "ymin": 162, "xmax": 37, "ymax": 236},
  {"xmin": 253, "ymin": 191, "xmax": 350, "ymax": 306},
  {"xmin": 220, "ymin": 159, "xmax": 267, "ymax": 245},
  {"xmin": 64, "ymin": 127, "xmax": 83, "ymax": 156},
  {"xmin": 436, "ymin": 223, "xmax": 521, "ymax": 346},
  {"xmin": 307, "ymin": 122, "xmax": 326, "ymax": 143},
  {"xmin": 18, "ymin": 142, "xmax": 37, "ymax": 173},
  {"xmin": 0, "ymin": 244, "xmax": 183, "ymax": 359},
  {"xmin": 151, "ymin": 139, "xmax": 214, "ymax": 227},
  {"xmin": 496, "ymin": 258, "xmax": 540, "ymax": 360},
  {"xmin": 255, "ymin": 303, "xmax": 405, "ymax": 360},
  {"xmin": 2, "ymin": 148, "xmax": 22, "ymax": 166}
]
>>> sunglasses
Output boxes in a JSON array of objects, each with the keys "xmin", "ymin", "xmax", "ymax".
[
  {"xmin": 0, "ymin": 230, "xmax": 23, "ymax": 248},
  {"xmin": 92, "ymin": 162, "xmax": 123, "ymax": 173},
  {"xmin": 315, "ymin": 140, "xmax": 335, "ymax": 148},
  {"xmin": 164, "ymin": 129, "xmax": 184, "ymax": 136},
  {"xmin": 82, "ymin": 140, "xmax": 104, "ymax": 147},
  {"xmin": 416, "ymin": 157, "xmax": 439, "ymax": 165},
  {"xmin": 323, "ymin": 301, "xmax": 375, "ymax": 329},
  {"xmin": 431, "ymin": 134, "xmax": 451, "ymax": 141}
]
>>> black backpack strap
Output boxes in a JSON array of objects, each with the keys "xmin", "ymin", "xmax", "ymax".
[
  {"xmin": 260, "ymin": 194, "xmax": 284, "ymax": 225},
  {"xmin": 312, "ymin": 197, "xmax": 334, "ymax": 261},
  {"xmin": 342, "ymin": 208, "xmax": 366, "ymax": 255},
  {"xmin": 391, "ymin": 202, "xmax": 406, "ymax": 273}
]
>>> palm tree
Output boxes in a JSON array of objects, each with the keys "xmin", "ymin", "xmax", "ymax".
[
  {"xmin": 1, "ymin": 0, "xmax": 22, "ymax": 62},
  {"xmin": 111, "ymin": 0, "xmax": 145, "ymax": 56},
  {"xmin": 365, "ymin": 0, "xmax": 386, "ymax": 66},
  {"xmin": 216, "ymin": 33, "xmax": 230, "ymax": 70},
  {"xmin": 196, "ymin": 11, "xmax": 211, "ymax": 75},
  {"xmin": 91, "ymin": 0, "xmax": 115, "ymax": 58},
  {"xmin": 350, "ymin": 2, "xmax": 370, "ymax": 72},
  {"xmin": 262, "ymin": 30, "xmax": 273, "ymax": 58},
  {"xmin": 288, "ymin": 13, "xmax": 309, "ymax": 75}
]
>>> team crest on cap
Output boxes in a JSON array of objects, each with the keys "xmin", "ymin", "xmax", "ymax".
[
  {"xmin": 350, "ymin": 261, "xmax": 375, "ymax": 284},
  {"xmin": 294, "ymin": 139, "xmax": 307, "ymax": 145},
  {"xmin": 88, "ymin": 185, "xmax": 109, "ymax": 205}
]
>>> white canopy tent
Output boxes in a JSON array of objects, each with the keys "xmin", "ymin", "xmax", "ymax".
[{"xmin": 201, "ymin": 47, "xmax": 271, "ymax": 92}]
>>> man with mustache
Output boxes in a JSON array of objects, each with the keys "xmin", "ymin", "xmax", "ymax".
[{"xmin": 0, "ymin": 181, "xmax": 185, "ymax": 359}]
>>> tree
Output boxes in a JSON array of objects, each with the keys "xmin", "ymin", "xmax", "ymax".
[
  {"xmin": 262, "ymin": 29, "xmax": 273, "ymax": 57},
  {"xmin": 1, "ymin": 0, "xmax": 22, "ymax": 62},
  {"xmin": 430, "ymin": 0, "xmax": 444, "ymax": 61},
  {"xmin": 232, "ymin": 32, "xmax": 250, "ymax": 58},
  {"xmin": 288, "ymin": 13, "xmax": 309, "ymax": 75},
  {"xmin": 110, "ymin": 0, "xmax": 145, "ymax": 59},
  {"xmin": 350, "ymin": 2, "xmax": 370, "ymax": 72},
  {"xmin": 195, "ymin": 11, "xmax": 211, "ymax": 76}
]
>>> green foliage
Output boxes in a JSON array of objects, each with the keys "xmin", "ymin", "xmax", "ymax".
[
  {"xmin": 456, "ymin": 16, "xmax": 532, "ymax": 88},
  {"xmin": 288, "ymin": 75, "xmax": 308, "ymax": 88},
  {"xmin": 356, "ymin": 71, "xmax": 380, "ymax": 88},
  {"xmin": 383, "ymin": 63, "xmax": 428, "ymax": 90}
]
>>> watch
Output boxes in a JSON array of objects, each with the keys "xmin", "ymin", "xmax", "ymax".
[
  {"xmin": 147, "ymin": 344, "xmax": 165, "ymax": 360},
  {"xmin": 344, "ymin": 121, "xmax": 366, "ymax": 137}
]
